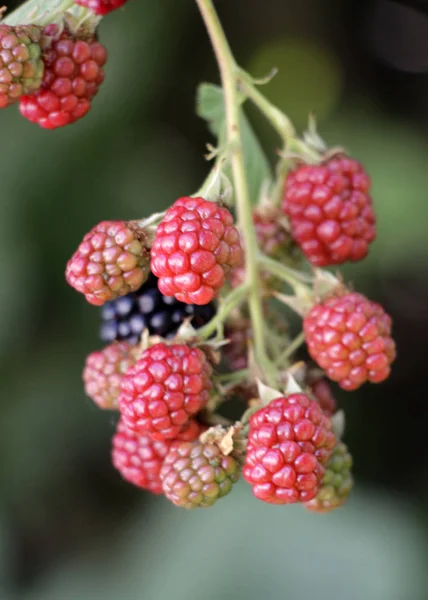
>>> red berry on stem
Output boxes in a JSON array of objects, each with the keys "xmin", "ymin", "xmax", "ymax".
[
  {"xmin": 19, "ymin": 25, "xmax": 107, "ymax": 129},
  {"xmin": 243, "ymin": 394, "xmax": 336, "ymax": 505},
  {"xmin": 66, "ymin": 220, "xmax": 150, "ymax": 306},
  {"xmin": 229, "ymin": 203, "xmax": 296, "ymax": 290},
  {"xmin": 304, "ymin": 292, "xmax": 396, "ymax": 391},
  {"xmin": 75, "ymin": 0, "xmax": 127, "ymax": 16},
  {"xmin": 112, "ymin": 418, "xmax": 203, "ymax": 494},
  {"xmin": 151, "ymin": 197, "xmax": 243, "ymax": 305},
  {"xmin": 224, "ymin": 315, "xmax": 251, "ymax": 372},
  {"xmin": 253, "ymin": 203, "xmax": 294, "ymax": 260},
  {"xmin": 118, "ymin": 343, "xmax": 213, "ymax": 440},
  {"xmin": 310, "ymin": 377, "xmax": 337, "ymax": 417},
  {"xmin": 83, "ymin": 342, "xmax": 139, "ymax": 410},
  {"xmin": 283, "ymin": 155, "xmax": 376, "ymax": 266}
]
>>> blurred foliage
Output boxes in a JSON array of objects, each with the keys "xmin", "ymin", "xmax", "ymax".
[
  {"xmin": 248, "ymin": 38, "xmax": 343, "ymax": 128},
  {"xmin": 1, "ymin": 0, "xmax": 428, "ymax": 598},
  {"xmin": 12, "ymin": 487, "xmax": 428, "ymax": 600}
]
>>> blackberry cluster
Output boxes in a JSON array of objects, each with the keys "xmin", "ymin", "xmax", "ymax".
[{"xmin": 100, "ymin": 274, "xmax": 215, "ymax": 344}]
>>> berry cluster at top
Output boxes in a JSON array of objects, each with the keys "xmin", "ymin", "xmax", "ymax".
[
  {"xmin": 5, "ymin": 0, "xmax": 397, "ymax": 514},
  {"xmin": 0, "ymin": 0, "xmax": 128, "ymax": 128}
]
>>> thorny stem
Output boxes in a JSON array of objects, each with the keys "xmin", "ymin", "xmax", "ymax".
[{"xmin": 195, "ymin": 0, "xmax": 276, "ymax": 386}]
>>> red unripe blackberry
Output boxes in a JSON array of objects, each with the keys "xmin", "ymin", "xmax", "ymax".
[
  {"xmin": 83, "ymin": 342, "xmax": 139, "ymax": 410},
  {"xmin": 310, "ymin": 377, "xmax": 337, "ymax": 417},
  {"xmin": 283, "ymin": 155, "xmax": 376, "ymax": 266},
  {"xmin": 0, "ymin": 25, "xmax": 44, "ymax": 108},
  {"xmin": 253, "ymin": 203, "xmax": 293, "ymax": 260},
  {"xmin": 224, "ymin": 315, "xmax": 251, "ymax": 372},
  {"xmin": 304, "ymin": 442, "xmax": 353, "ymax": 512},
  {"xmin": 151, "ymin": 197, "xmax": 243, "ymax": 305},
  {"xmin": 66, "ymin": 220, "xmax": 150, "ymax": 306},
  {"xmin": 112, "ymin": 418, "xmax": 202, "ymax": 494},
  {"xmin": 304, "ymin": 292, "xmax": 396, "ymax": 390},
  {"xmin": 243, "ymin": 394, "xmax": 336, "ymax": 505},
  {"xmin": 161, "ymin": 441, "xmax": 240, "ymax": 508},
  {"xmin": 19, "ymin": 24, "xmax": 107, "ymax": 129},
  {"xmin": 223, "ymin": 315, "xmax": 258, "ymax": 400},
  {"xmin": 75, "ymin": 0, "xmax": 127, "ymax": 16},
  {"xmin": 118, "ymin": 343, "xmax": 213, "ymax": 440},
  {"xmin": 230, "ymin": 204, "xmax": 296, "ymax": 292}
]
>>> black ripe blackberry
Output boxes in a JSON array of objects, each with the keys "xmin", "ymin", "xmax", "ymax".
[{"xmin": 100, "ymin": 274, "xmax": 215, "ymax": 344}]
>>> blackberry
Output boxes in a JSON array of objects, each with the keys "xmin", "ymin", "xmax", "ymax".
[{"xmin": 100, "ymin": 274, "xmax": 215, "ymax": 344}]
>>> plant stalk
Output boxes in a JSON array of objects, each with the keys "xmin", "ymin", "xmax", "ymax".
[
  {"xmin": 258, "ymin": 254, "xmax": 313, "ymax": 289},
  {"xmin": 195, "ymin": 0, "xmax": 275, "ymax": 385},
  {"xmin": 275, "ymin": 331, "xmax": 305, "ymax": 367},
  {"xmin": 197, "ymin": 284, "xmax": 248, "ymax": 340}
]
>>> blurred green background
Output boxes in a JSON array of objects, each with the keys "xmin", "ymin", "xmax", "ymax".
[{"xmin": 1, "ymin": 0, "xmax": 428, "ymax": 598}]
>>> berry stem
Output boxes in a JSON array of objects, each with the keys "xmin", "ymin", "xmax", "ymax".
[
  {"xmin": 258, "ymin": 254, "xmax": 313, "ymax": 290},
  {"xmin": 275, "ymin": 331, "xmax": 305, "ymax": 367},
  {"xmin": 238, "ymin": 70, "xmax": 295, "ymax": 140},
  {"xmin": 271, "ymin": 155, "xmax": 290, "ymax": 207},
  {"xmin": 237, "ymin": 72, "xmax": 321, "ymax": 163},
  {"xmin": 195, "ymin": 0, "xmax": 276, "ymax": 385},
  {"xmin": 236, "ymin": 74, "xmax": 291, "ymax": 206},
  {"xmin": 136, "ymin": 211, "xmax": 166, "ymax": 229},
  {"xmin": 216, "ymin": 369, "xmax": 250, "ymax": 384},
  {"xmin": 198, "ymin": 284, "xmax": 249, "ymax": 340},
  {"xmin": 193, "ymin": 148, "xmax": 231, "ymax": 201}
]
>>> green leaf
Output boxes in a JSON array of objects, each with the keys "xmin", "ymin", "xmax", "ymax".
[
  {"xmin": 4, "ymin": 0, "xmax": 75, "ymax": 26},
  {"xmin": 196, "ymin": 83, "xmax": 272, "ymax": 202}
]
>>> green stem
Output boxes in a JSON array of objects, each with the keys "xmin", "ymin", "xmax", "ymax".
[
  {"xmin": 238, "ymin": 71, "xmax": 295, "ymax": 139},
  {"xmin": 275, "ymin": 331, "xmax": 305, "ymax": 367},
  {"xmin": 136, "ymin": 211, "xmax": 166, "ymax": 229},
  {"xmin": 258, "ymin": 254, "xmax": 313, "ymax": 290},
  {"xmin": 193, "ymin": 148, "xmax": 230, "ymax": 201},
  {"xmin": 271, "ymin": 155, "xmax": 290, "ymax": 207},
  {"xmin": 216, "ymin": 369, "xmax": 249, "ymax": 383},
  {"xmin": 238, "ymin": 72, "xmax": 321, "ymax": 163},
  {"xmin": 195, "ymin": 0, "xmax": 276, "ymax": 386},
  {"xmin": 216, "ymin": 369, "xmax": 249, "ymax": 384},
  {"xmin": 198, "ymin": 284, "xmax": 248, "ymax": 340},
  {"xmin": 265, "ymin": 323, "xmax": 289, "ymax": 358},
  {"xmin": 237, "ymin": 75, "xmax": 290, "ymax": 206}
]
